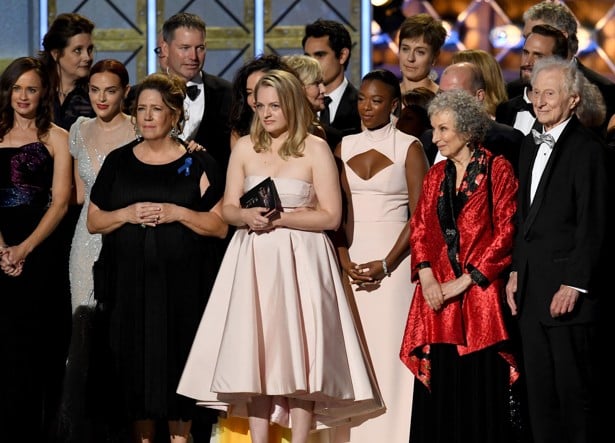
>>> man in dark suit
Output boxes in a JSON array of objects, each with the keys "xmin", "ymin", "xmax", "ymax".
[
  {"xmin": 496, "ymin": 24, "xmax": 568, "ymax": 135},
  {"xmin": 505, "ymin": 57, "xmax": 606, "ymax": 443},
  {"xmin": 161, "ymin": 13, "xmax": 232, "ymax": 172},
  {"xmin": 302, "ymin": 19, "xmax": 362, "ymax": 139},
  {"xmin": 125, "ymin": 13, "xmax": 233, "ymax": 173},
  {"xmin": 423, "ymin": 62, "xmax": 523, "ymax": 173},
  {"xmin": 506, "ymin": 1, "xmax": 615, "ymax": 135}
]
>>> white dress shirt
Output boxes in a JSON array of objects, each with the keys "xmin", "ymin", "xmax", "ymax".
[
  {"xmin": 181, "ymin": 73, "xmax": 205, "ymax": 141},
  {"xmin": 319, "ymin": 77, "xmax": 349, "ymax": 123},
  {"xmin": 529, "ymin": 117, "xmax": 587, "ymax": 294},
  {"xmin": 530, "ymin": 118, "xmax": 569, "ymax": 203},
  {"xmin": 513, "ymin": 88, "xmax": 536, "ymax": 135}
]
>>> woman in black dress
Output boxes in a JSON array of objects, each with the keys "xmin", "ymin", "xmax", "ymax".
[
  {"xmin": 0, "ymin": 56, "xmax": 72, "ymax": 440},
  {"xmin": 87, "ymin": 73, "xmax": 228, "ymax": 443}
]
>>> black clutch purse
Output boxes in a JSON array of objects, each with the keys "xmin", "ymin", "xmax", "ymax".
[{"xmin": 240, "ymin": 177, "xmax": 283, "ymax": 221}]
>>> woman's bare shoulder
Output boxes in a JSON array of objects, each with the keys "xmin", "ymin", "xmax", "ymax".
[
  {"xmin": 45, "ymin": 123, "xmax": 69, "ymax": 155},
  {"xmin": 304, "ymin": 133, "xmax": 331, "ymax": 153},
  {"xmin": 232, "ymin": 134, "xmax": 255, "ymax": 153},
  {"xmin": 49, "ymin": 123, "xmax": 69, "ymax": 140}
]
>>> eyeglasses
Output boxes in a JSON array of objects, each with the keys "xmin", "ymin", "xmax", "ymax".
[{"xmin": 154, "ymin": 47, "xmax": 162, "ymax": 56}]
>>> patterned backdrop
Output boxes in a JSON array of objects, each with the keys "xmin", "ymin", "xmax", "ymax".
[{"xmin": 0, "ymin": 1, "xmax": 613, "ymax": 84}]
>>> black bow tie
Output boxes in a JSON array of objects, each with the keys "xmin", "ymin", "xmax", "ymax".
[
  {"xmin": 186, "ymin": 84, "xmax": 201, "ymax": 101},
  {"xmin": 515, "ymin": 99, "xmax": 535, "ymax": 116},
  {"xmin": 517, "ymin": 100, "xmax": 534, "ymax": 115}
]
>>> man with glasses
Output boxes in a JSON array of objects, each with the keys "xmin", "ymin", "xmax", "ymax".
[{"xmin": 154, "ymin": 31, "xmax": 167, "ymax": 71}]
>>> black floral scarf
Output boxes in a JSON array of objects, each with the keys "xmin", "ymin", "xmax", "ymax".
[{"xmin": 437, "ymin": 146, "xmax": 489, "ymax": 278}]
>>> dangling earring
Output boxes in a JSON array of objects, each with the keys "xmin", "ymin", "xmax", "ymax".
[
  {"xmin": 169, "ymin": 127, "xmax": 179, "ymax": 138},
  {"xmin": 133, "ymin": 120, "xmax": 142, "ymax": 139}
]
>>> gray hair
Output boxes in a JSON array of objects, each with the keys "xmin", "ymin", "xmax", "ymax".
[
  {"xmin": 578, "ymin": 80, "xmax": 606, "ymax": 129},
  {"xmin": 531, "ymin": 57, "xmax": 606, "ymax": 129},
  {"xmin": 523, "ymin": 1, "xmax": 578, "ymax": 55},
  {"xmin": 428, "ymin": 89, "xmax": 490, "ymax": 146},
  {"xmin": 531, "ymin": 57, "xmax": 581, "ymax": 96}
]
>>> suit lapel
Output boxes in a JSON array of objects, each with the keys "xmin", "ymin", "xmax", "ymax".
[
  {"xmin": 522, "ymin": 118, "xmax": 575, "ymax": 236},
  {"xmin": 332, "ymin": 86, "xmax": 351, "ymax": 126}
]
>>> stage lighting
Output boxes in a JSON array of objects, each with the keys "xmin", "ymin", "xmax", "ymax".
[
  {"xmin": 577, "ymin": 26, "xmax": 597, "ymax": 53},
  {"xmin": 489, "ymin": 24, "xmax": 523, "ymax": 49}
]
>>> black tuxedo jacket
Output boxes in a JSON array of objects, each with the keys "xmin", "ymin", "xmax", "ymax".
[
  {"xmin": 495, "ymin": 95, "xmax": 533, "ymax": 128},
  {"xmin": 322, "ymin": 124, "xmax": 343, "ymax": 151},
  {"xmin": 421, "ymin": 120, "xmax": 523, "ymax": 174},
  {"xmin": 512, "ymin": 116, "xmax": 607, "ymax": 324},
  {"xmin": 329, "ymin": 81, "xmax": 362, "ymax": 137},
  {"xmin": 192, "ymin": 73, "xmax": 233, "ymax": 172},
  {"xmin": 505, "ymin": 78, "xmax": 525, "ymax": 101}
]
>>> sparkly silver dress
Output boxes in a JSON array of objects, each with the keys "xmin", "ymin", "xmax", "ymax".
[
  {"xmin": 68, "ymin": 116, "xmax": 134, "ymax": 310},
  {"xmin": 60, "ymin": 116, "xmax": 135, "ymax": 443}
]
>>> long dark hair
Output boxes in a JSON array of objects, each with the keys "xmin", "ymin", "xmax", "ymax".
[
  {"xmin": 0, "ymin": 57, "xmax": 53, "ymax": 142},
  {"xmin": 38, "ymin": 13, "xmax": 95, "ymax": 94},
  {"xmin": 229, "ymin": 54, "xmax": 293, "ymax": 137}
]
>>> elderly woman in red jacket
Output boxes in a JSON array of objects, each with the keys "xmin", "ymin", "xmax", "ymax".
[{"xmin": 400, "ymin": 89, "xmax": 520, "ymax": 443}]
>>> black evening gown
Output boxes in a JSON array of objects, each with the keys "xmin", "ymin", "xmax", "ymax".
[
  {"xmin": 0, "ymin": 142, "xmax": 63, "ymax": 439},
  {"xmin": 88, "ymin": 140, "xmax": 225, "ymax": 427}
]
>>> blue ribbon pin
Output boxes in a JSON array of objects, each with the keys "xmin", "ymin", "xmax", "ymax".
[{"xmin": 177, "ymin": 157, "xmax": 193, "ymax": 176}]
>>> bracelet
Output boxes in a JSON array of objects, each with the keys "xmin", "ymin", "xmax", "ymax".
[{"xmin": 381, "ymin": 259, "xmax": 391, "ymax": 277}]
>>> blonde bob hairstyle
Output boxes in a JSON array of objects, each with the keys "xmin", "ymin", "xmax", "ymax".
[
  {"xmin": 281, "ymin": 54, "xmax": 323, "ymax": 87},
  {"xmin": 250, "ymin": 69, "xmax": 313, "ymax": 159}
]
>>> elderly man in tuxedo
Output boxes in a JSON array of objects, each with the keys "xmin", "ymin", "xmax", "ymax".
[
  {"xmin": 505, "ymin": 1, "xmax": 615, "ymax": 136},
  {"xmin": 505, "ymin": 57, "xmax": 607, "ymax": 443}
]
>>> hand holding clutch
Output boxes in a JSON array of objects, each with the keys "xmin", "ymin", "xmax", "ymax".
[{"xmin": 240, "ymin": 177, "xmax": 283, "ymax": 221}]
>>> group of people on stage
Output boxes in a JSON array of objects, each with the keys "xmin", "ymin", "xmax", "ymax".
[{"xmin": 0, "ymin": 1, "xmax": 612, "ymax": 443}]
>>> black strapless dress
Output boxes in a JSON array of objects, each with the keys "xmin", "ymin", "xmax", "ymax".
[{"xmin": 0, "ymin": 142, "xmax": 69, "ymax": 438}]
